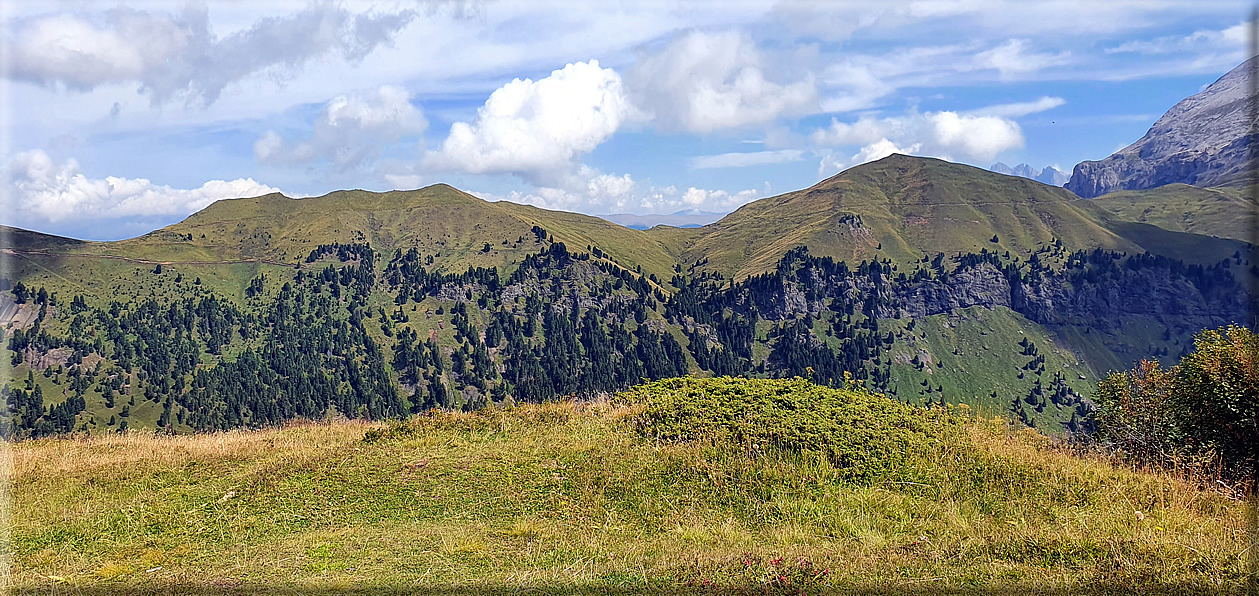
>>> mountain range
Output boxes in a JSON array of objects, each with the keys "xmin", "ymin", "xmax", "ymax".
[
  {"xmin": 989, "ymin": 162, "xmax": 1070, "ymax": 186},
  {"xmin": 1, "ymin": 60, "xmax": 1255, "ymax": 441},
  {"xmin": 599, "ymin": 209, "xmax": 725, "ymax": 230}
]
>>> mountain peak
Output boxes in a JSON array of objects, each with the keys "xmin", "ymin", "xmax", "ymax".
[
  {"xmin": 989, "ymin": 163, "xmax": 1069, "ymax": 186},
  {"xmin": 1066, "ymin": 56, "xmax": 1256, "ymax": 197}
]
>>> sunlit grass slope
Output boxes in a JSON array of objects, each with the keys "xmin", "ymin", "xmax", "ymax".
[
  {"xmin": 1084, "ymin": 184, "xmax": 1257, "ymax": 243},
  {"xmin": 656, "ymin": 154, "xmax": 1142, "ymax": 279},
  {"xmin": 647, "ymin": 155, "xmax": 1252, "ymax": 279},
  {"xmin": 1, "ymin": 185, "xmax": 683, "ymax": 307},
  {"xmin": 12, "ymin": 378, "xmax": 1247, "ymax": 594},
  {"xmin": 106, "ymin": 184, "xmax": 681, "ymax": 282}
]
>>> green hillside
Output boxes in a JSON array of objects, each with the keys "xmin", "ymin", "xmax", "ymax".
[
  {"xmin": 0, "ymin": 155, "xmax": 1251, "ymax": 440},
  {"xmin": 12, "ymin": 378, "xmax": 1246, "ymax": 593},
  {"xmin": 6, "ymin": 156, "xmax": 1248, "ymax": 293},
  {"xmin": 1082, "ymin": 183, "xmax": 1257, "ymax": 243},
  {"xmin": 654, "ymin": 155, "xmax": 1142, "ymax": 280},
  {"xmin": 4, "ymin": 184, "xmax": 681, "ymax": 289}
]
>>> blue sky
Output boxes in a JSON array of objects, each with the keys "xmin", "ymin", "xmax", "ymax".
[{"xmin": 2, "ymin": 0, "xmax": 1254, "ymax": 240}]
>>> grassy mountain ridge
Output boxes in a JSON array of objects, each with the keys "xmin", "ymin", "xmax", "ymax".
[
  {"xmin": 122, "ymin": 184, "xmax": 682, "ymax": 282},
  {"xmin": 650, "ymin": 154, "xmax": 1243, "ymax": 280},
  {"xmin": 5, "ymin": 156, "xmax": 1249, "ymax": 285},
  {"xmin": 3, "ymin": 184, "xmax": 679, "ymax": 284}
]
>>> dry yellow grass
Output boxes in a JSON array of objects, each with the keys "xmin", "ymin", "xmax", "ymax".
[
  {"xmin": 7, "ymin": 397, "xmax": 1251, "ymax": 594},
  {"xmin": 10, "ymin": 419, "xmax": 377, "ymax": 479}
]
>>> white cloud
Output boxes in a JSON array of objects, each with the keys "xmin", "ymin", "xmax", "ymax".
[
  {"xmin": 1106, "ymin": 21, "xmax": 1249, "ymax": 55},
  {"xmin": 974, "ymin": 39, "xmax": 1071, "ymax": 77},
  {"xmin": 809, "ymin": 117, "xmax": 890, "ymax": 147},
  {"xmin": 6, "ymin": 4, "xmax": 416, "ymax": 106},
  {"xmin": 690, "ymin": 149, "xmax": 805, "ymax": 169},
  {"xmin": 817, "ymin": 138, "xmax": 922, "ymax": 176},
  {"xmin": 472, "ymin": 167, "xmax": 759, "ymax": 215},
  {"xmin": 627, "ymin": 30, "xmax": 816, "ymax": 133},
  {"xmin": 470, "ymin": 166, "xmax": 639, "ymax": 213},
  {"xmin": 852, "ymin": 138, "xmax": 921, "ymax": 165},
  {"xmin": 5, "ymin": 149, "xmax": 279, "ymax": 223},
  {"xmin": 256, "ymin": 85, "xmax": 426, "ymax": 170},
  {"xmin": 383, "ymin": 173, "xmax": 425, "ymax": 189},
  {"xmin": 677, "ymin": 187, "xmax": 762, "ymax": 209},
  {"xmin": 812, "ymin": 108, "xmax": 1026, "ymax": 174},
  {"xmin": 929, "ymin": 112, "xmax": 1023, "ymax": 159},
  {"xmin": 772, "ymin": 0, "xmax": 1226, "ymax": 39},
  {"xmin": 816, "ymin": 60, "xmax": 897, "ymax": 113},
  {"xmin": 423, "ymin": 60, "xmax": 631, "ymax": 182},
  {"xmin": 586, "ymin": 172, "xmax": 636, "ymax": 199},
  {"xmin": 969, "ymin": 96, "xmax": 1065, "ymax": 118}
]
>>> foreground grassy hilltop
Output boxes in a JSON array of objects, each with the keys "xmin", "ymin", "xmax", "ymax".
[{"xmin": 12, "ymin": 378, "xmax": 1248, "ymax": 594}]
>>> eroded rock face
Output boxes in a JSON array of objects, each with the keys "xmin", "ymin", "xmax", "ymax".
[
  {"xmin": 894, "ymin": 264, "xmax": 1012, "ymax": 319},
  {"xmin": 1066, "ymin": 57, "xmax": 1256, "ymax": 198}
]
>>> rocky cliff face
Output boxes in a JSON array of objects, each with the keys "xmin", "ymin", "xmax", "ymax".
[
  {"xmin": 728, "ymin": 253, "xmax": 1248, "ymax": 333},
  {"xmin": 1066, "ymin": 57, "xmax": 1256, "ymax": 198},
  {"xmin": 890, "ymin": 262, "xmax": 1248, "ymax": 331}
]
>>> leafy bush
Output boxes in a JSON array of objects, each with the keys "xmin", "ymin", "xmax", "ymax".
[
  {"xmin": 1091, "ymin": 359, "xmax": 1182, "ymax": 470},
  {"xmin": 617, "ymin": 376, "xmax": 967, "ymax": 484},
  {"xmin": 1092, "ymin": 325, "xmax": 1258, "ymax": 483}
]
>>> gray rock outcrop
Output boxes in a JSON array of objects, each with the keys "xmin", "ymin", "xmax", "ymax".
[{"xmin": 1066, "ymin": 56, "xmax": 1256, "ymax": 198}]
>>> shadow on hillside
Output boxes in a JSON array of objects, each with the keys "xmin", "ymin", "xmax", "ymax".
[{"xmin": 9, "ymin": 584, "xmax": 1246, "ymax": 595}]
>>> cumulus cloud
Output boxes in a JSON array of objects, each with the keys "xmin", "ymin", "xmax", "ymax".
[
  {"xmin": 472, "ymin": 166, "xmax": 759, "ymax": 215},
  {"xmin": 627, "ymin": 30, "xmax": 816, "ymax": 133},
  {"xmin": 677, "ymin": 187, "xmax": 761, "ymax": 209},
  {"xmin": 423, "ymin": 60, "xmax": 630, "ymax": 183},
  {"xmin": 929, "ymin": 112, "xmax": 1023, "ymax": 159},
  {"xmin": 811, "ymin": 107, "xmax": 1027, "ymax": 174},
  {"xmin": 256, "ymin": 85, "xmax": 426, "ymax": 170},
  {"xmin": 5, "ymin": 149, "xmax": 279, "ymax": 224},
  {"xmin": 6, "ymin": 4, "xmax": 416, "ymax": 106},
  {"xmin": 690, "ymin": 149, "xmax": 805, "ymax": 169},
  {"xmin": 817, "ymin": 138, "xmax": 922, "ymax": 177},
  {"xmin": 472, "ymin": 171, "xmax": 636, "ymax": 213}
]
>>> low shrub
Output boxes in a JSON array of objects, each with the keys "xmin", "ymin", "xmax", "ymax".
[{"xmin": 616, "ymin": 376, "xmax": 968, "ymax": 485}]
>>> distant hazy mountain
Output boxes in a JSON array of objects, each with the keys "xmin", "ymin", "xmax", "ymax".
[
  {"xmin": 990, "ymin": 162, "xmax": 1070, "ymax": 186},
  {"xmin": 1066, "ymin": 56, "xmax": 1256, "ymax": 198},
  {"xmin": 600, "ymin": 209, "xmax": 726, "ymax": 230}
]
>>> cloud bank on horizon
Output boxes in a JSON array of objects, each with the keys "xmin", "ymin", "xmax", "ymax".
[{"xmin": 2, "ymin": 0, "xmax": 1253, "ymax": 240}]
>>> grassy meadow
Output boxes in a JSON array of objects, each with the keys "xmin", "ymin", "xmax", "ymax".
[{"xmin": 8, "ymin": 378, "xmax": 1251, "ymax": 594}]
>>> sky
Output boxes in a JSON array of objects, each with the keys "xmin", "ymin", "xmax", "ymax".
[{"xmin": 1, "ymin": 0, "xmax": 1254, "ymax": 240}]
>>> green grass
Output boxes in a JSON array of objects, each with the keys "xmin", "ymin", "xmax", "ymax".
[
  {"xmin": 120, "ymin": 184, "xmax": 682, "ymax": 283},
  {"xmin": 884, "ymin": 307, "xmax": 1095, "ymax": 422},
  {"xmin": 11, "ymin": 378, "xmax": 1249, "ymax": 594},
  {"xmin": 655, "ymin": 154, "xmax": 1148, "ymax": 280},
  {"xmin": 1085, "ymin": 184, "xmax": 1257, "ymax": 243}
]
